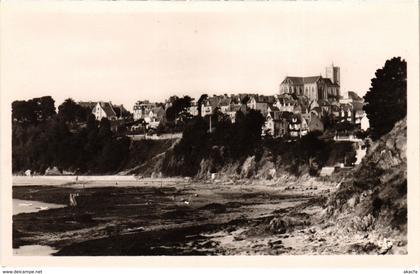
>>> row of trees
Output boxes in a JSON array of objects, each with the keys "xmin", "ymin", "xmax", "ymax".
[{"xmin": 12, "ymin": 98, "xmax": 131, "ymax": 174}]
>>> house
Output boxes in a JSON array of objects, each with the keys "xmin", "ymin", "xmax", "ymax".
[
  {"xmin": 246, "ymin": 96, "xmax": 269, "ymax": 116},
  {"xmin": 309, "ymin": 100, "xmax": 320, "ymax": 110},
  {"xmin": 133, "ymin": 100, "xmax": 155, "ymax": 121},
  {"xmin": 144, "ymin": 106, "xmax": 165, "ymax": 124},
  {"xmin": 347, "ymin": 91, "xmax": 363, "ymax": 102},
  {"xmin": 275, "ymin": 94, "xmax": 296, "ymax": 112},
  {"xmin": 308, "ymin": 113, "xmax": 324, "ymax": 133},
  {"xmin": 288, "ymin": 113, "xmax": 308, "ymax": 138},
  {"xmin": 273, "ymin": 111, "xmax": 292, "ymax": 138},
  {"xmin": 92, "ymin": 102, "xmax": 117, "ymax": 121},
  {"xmin": 219, "ymin": 98, "xmax": 232, "ymax": 114},
  {"xmin": 201, "ymin": 99, "xmax": 213, "ymax": 117},
  {"xmin": 338, "ymin": 103, "xmax": 353, "ymax": 123},
  {"xmin": 226, "ymin": 104, "xmax": 241, "ymax": 123},
  {"xmin": 262, "ymin": 112, "xmax": 275, "ymax": 136},
  {"xmin": 188, "ymin": 105, "xmax": 199, "ymax": 117}
]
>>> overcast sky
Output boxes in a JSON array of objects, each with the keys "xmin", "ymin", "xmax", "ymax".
[{"xmin": 1, "ymin": 1, "xmax": 416, "ymax": 110}]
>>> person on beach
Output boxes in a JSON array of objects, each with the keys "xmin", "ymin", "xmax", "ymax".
[{"xmin": 69, "ymin": 193, "xmax": 79, "ymax": 207}]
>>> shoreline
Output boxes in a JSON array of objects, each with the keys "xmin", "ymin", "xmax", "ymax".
[{"xmin": 12, "ymin": 176, "xmax": 406, "ymax": 256}]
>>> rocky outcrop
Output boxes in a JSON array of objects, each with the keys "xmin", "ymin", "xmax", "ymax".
[{"xmin": 330, "ymin": 118, "xmax": 407, "ymax": 237}]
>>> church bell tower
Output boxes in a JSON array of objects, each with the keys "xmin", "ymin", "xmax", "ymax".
[{"xmin": 325, "ymin": 63, "xmax": 340, "ymax": 85}]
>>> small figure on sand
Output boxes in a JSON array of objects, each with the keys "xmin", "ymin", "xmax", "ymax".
[{"xmin": 69, "ymin": 193, "xmax": 79, "ymax": 207}]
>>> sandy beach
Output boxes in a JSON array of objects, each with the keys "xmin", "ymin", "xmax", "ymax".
[{"xmin": 12, "ymin": 175, "xmax": 405, "ymax": 256}]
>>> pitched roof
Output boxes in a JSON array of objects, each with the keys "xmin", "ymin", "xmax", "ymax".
[
  {"xmin": 348, "ymin": 91, "xmax": 363, "ymax": 101},
  {"xmin": 254, "ymin": 95, "xmax": 276, "ymax": 103},
  {"xmin": 229, "ymin": 105, "xmax": 241, "ymax": 112},
  {"xmin": 303, "ymin": 76, "xmax": 322, "ymax": 84},
  {"xmin": 276, "ymin": 111, "xmax": 294, "ymax": 120},
  {"xmin": 322, "ymin": 78, "xmax": 340, "ymax": 87},
  {"xmin": 283, "ymin": 76, "xmax": 339, "ymax": 86},
  {"xmin": 151, "ymin": 106, "xmax": 165, "ymax": 114},
  {"xmin": 283, "ymin": 76, "xmax": 304, "ymax": 85},
  {"xmin": 352, "ymin": 101, "xmax": 364, "ymax": 111},
  {"xmin": 78, "ymin": 101, "xmax": 97, "ymax": 109},
  {"xmin": 311, "ymin": 106, "xmax": 322, "ymax": 113},
  {"xmin": 113, "ymin": 104, "xmax": 128, "ymax": 113},
  {"xmin": 219, "ymin": 97, "xmax": 232, "ymax": 106},
  {"xmin": 99, "ymin": 102, "xmax": 117, "ymax": 117}
]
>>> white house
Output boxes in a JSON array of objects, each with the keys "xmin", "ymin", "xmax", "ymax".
[{"xmin": 92, "ymin": 102, "xmax": 117, "ymax": 121}]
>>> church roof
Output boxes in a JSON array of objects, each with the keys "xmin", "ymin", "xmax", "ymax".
[
  {"xmin": 283, "ymin": 76, "xmax": 322, "ymax": 85},
  {"xmin": 283, "ymin": 76, "xmax": 339, "ymax": 86}
]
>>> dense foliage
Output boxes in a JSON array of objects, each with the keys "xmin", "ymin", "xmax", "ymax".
[
  {"xmin": 165, "ymin": 96, "xmax": 192, "ymax": 122},
  {"xmin": 164, "ymin": 109, "xmax": 266, "ymax": 176},
  {"xmin": 12, "ymin": 97, "xmax": 131, "ymax": 174},
  {"xmin": 57, "ymin": 98, "xmax": 91, "ymax": 123},
  {"xmin": 363, "ymin": 57, "xmax": 407, "ymax": 140},
  {"xmin": 12, "ymin": 96, "xmax": 56, "ymax": 124}
]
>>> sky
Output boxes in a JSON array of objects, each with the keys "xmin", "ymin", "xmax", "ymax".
[{"xmin": 1, "ymin": 1, "xmax": 416, "ymax": 110}]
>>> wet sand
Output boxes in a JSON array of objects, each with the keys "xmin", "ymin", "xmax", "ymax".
[
  {"xmin": 13, "ymin": 176, "xmax": 403, "ymax": 256},
  {"xmin": 13, "ymin": 245, "xmax": 58, "ymax": 256},
  {"xmin": 13, "ymin": 199, "xmax": 66, "ymax": 215}
]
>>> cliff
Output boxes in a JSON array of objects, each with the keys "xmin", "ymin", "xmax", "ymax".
[{"xmin": 325, "ymin": 118, "xmax": 407, "ymax": 253}]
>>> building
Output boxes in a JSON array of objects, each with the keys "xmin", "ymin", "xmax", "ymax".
[
  {"xmin": 308, "ymin": 114, "xmax": 324, "ymax": 133},
  {"xmin": 288, "ymin": 113, "xmax": 308, "ymax": 138},
  {"xmin": 262, "ymin": 112, "xmax": 275, "ymax": 136},
  {"xmin": 133, "ymin": 100, "xmax": 155, "ymax": 121},
  {"xmin": 325, "ymin": 63, "xmax": 340, "ymax": 86},
  {"xmin": 188, "ymin": 105, "xmax": 199, "ymax": 117},
  {"xmin": 144, "ymin": 106, "xmax": 165, "ymax": 124},
  {"xmin": 279, "ymin": 65, "xmax": 340, "ymax": 101},
  {"xmin": 280, "ymin": 76, "xmax": 340, "ymax": 101},
  {"xmin": 246, "ymin": 96, "xmax": 268, "ymax": 116},
  {"xmin": 338, "ymin": 103, "xmax": 353, "ymax": 123},
  {"xmin": 226, "ymin": 104, "xmax": 241, "ymax": 123},
  {"xmin": 201, "ymin": 99, "xmax": 213, "ymax": 117},
  {"xmin": 92, "ymin": 102, "xmax": 117, "ymax": 121},
  {"xmin": 275, "ymin": 94, "xmax": 296, "ymax": 112}
]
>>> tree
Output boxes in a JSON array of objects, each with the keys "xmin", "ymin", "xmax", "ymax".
[
  {"xmin": 113, "ymin": 105, "xmax": 132, "ymax": 120},
  {"xmin": 58, "ymin": 98, "xmax": 86, "ymax": 123},
  {"xmin": 12, "ymin": 96, "xmax": 56, "ymax": 124},
  {"xmin": 33, "ymin": 96, "xmax": 56, "ymax": 122},
  {"xmin": 363, "ymin": 57, "xmax": 406, "ymax": 140},
  {"xmin": 165, "ymin": 96, "xmax": 192, "ymax": 122},
  {"xmin": 12, "ymin": 100, "xmax": 36, "ymax": 123},
  {"xmin": 231, "ymin": 109, "xmax": 265, "ymax": 157}
]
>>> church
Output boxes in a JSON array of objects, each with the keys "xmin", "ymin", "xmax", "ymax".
[{"xmin": 279, "ymin": 64, "xmax": 340, "ymax": 101}]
